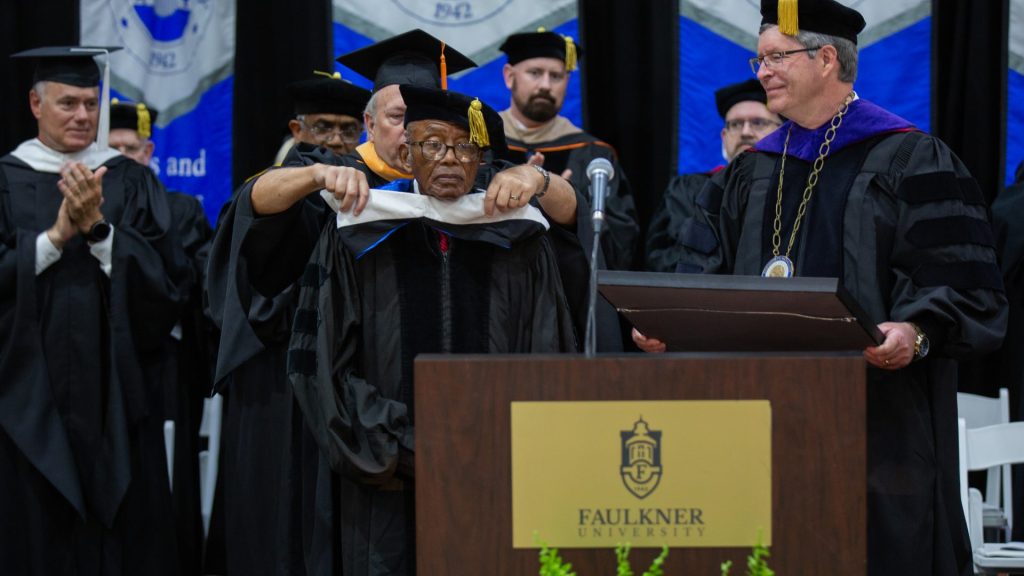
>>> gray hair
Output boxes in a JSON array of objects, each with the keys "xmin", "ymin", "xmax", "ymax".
[
  {"xmin": 759, "ymin": 24, "xmax": 858, "ymax": 83},
  {"xmin": 31, "ymin": 81, "xmax": 49, "ymax": 101},
  {"xmin": 364, "ymin": 90, "xmax": 379, "ymax": 118}
]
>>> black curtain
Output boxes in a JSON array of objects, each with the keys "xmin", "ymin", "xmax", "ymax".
[
  {"xmin": 0, "ymin": 0, "xmax": 80, "ymax": 154},
  {"xmin": 932, "ymin": 0, "xmax": 1009, "ymax": 204},
  {"xmin": 232, "ymin": 0, "xmax": 333, "ymax": 187},
  {"xmin": 579, "ymin": 0, "xmax": 678, "ymax": 243}
]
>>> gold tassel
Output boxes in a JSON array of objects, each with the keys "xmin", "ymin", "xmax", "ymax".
[
  {"xmin": 313, "ymin": 69, "xmax": 342, "ymax": 80},
  {"xmin": 468, "ymin": 98, "xmax": 489, "ymax": 148},
  {"xmin": 136, "ymin": 103, "xmax": 152, "ymax": 139},
  {"xmin": 563, "ymin": 35, "xmax": 577, "ymax": 71},
  {"xmin": 440, "ymin": 42, "xmax": 448, "ymax": 90},
  {"xmin": 778, "ymin": 0, "xmax": 799, "ymax": 36}
]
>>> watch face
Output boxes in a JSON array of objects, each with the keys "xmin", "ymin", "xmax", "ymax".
[
  {"xmin": 918, "ymin": 335, "xmax": 930, "ymax": 358},
  {"xmin": 89, "ymin": 220, "xmax": 112, "ymax": 242}
]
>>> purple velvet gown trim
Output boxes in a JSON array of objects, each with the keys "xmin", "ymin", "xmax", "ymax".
[{"xmin": 753, "ymin": 99, "xmax": 917, "ymax": 162}]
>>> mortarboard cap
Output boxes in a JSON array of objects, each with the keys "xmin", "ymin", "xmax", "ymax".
[
  {"xmin": 289, "ymin": 71, "xmax": 371, "ymax": 117},
  {"xmin": 337, "ymin": 29, "xmax": 476, "ymax": 92},
  {"xmin": 760, "ymin": 0, "xmax": 866, "ymax": 44},
  {"xmin": 715, "ymin": 79, "xmax": 768, "ymax": 119},
  {"xmin": 399, "ymin": 84, "xmax": 506, "ymax": 155},
  {"xmin": 110, "ymin": 98, "xmax": 158, "ymax": 139},
  {"xmin": 11, "ymin": 46, "xmax": 121, "ymax": 87},
  {"xmin": 499, "ymin": 28, "xmax": 579, "ymax": 71}
]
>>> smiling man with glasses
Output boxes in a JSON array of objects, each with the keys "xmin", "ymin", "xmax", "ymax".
[{"xmin": 634, "ymin": 1, "xmax": 1008, "ymax": 574}]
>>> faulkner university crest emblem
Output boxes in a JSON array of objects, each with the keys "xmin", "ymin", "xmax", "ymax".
[{"xmin": 620, "ymin": 417, "xmax": 662, "ymax": 499}]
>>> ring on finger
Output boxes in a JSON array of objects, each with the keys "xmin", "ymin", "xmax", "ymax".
[{"xmin": 510, "ymin": 194, "xmax": 520, "ymax": 202}]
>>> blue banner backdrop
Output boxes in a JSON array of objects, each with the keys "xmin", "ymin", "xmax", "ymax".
[
  {"xmin": 1008, "ymin": 0, "xmax": 1024, "ymax": 184},
  {"xmin": 332, "ymin": 0, "xmax": 581, "ymax": 128},
  {"xmin": 677, "ymin": 0, "xmax": 931, "ymax": 177},
  {"xmin": 80, "ymin": 0, "xmax": 236, "ymax": 223}
]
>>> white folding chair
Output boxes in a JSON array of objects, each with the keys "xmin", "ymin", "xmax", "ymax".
[
  {"xmin": 958, "ymin": 389, "xmax": 1012, "ymax": 538},
  {"xmin": 198, "ymin": 393, "xmax": 224, "ymax": 540},
  {"xmin": 163, "ymin": 420, "xmax": 175, "ymax": 492},
  {"xmin": 959, "ymin": 420, "xmax": 1024, "ymax": 574}
]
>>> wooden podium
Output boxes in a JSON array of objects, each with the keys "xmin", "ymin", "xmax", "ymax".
[{"xmin": 415, "ymin": 354, "xmax": 866, "ymax": 574}]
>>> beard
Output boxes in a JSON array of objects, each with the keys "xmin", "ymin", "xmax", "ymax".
[
  {"xmin": 726, "ymin": 137, "xmax": 758, "ymax": 161},
  {"xmin": 517, "ymin": 92, "xmax": 560, "ymax": 123}
]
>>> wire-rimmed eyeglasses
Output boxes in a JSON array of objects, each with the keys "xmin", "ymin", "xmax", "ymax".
[
  {"xmin": 408, "ymin": 140, "xmax": 481, "ymax": 163},
  {"xmin": 300, "ymin": 117, "xmax": 362, "ymax": 142},
  {"xmin": 749, "ymin": 47, "xmax": 820, "ymax": 75}
]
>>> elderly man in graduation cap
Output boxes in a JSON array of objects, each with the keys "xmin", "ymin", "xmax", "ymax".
[
  {"xmin": 205, "ymin": 30, "xmax": 582, "ymax": 575},
  {"xmin": 208, "ymin": 29, "xmax": 580, "ymax": 390},
  {"xmin": 282, "ymin": 84, "xmax": 576, "ymax": 575},
  {"xmin": 636, "ymin": 1, "xmax": 1007, "ymax": 574},
  {"xmin": 0, "ymin": 47, "xmax": 188, "ymax": 573}
]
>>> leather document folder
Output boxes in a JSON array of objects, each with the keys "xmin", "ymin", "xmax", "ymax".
[{"xmin": 599, "ymin": 271, "xmax": 884, "ymax": 352}]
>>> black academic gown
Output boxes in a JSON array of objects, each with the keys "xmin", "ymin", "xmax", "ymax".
[
  {"xmin": 499, "ymin": 134, "xmax": 630, "ymax": 351},
  {"xmin": 502, "ymin": 130, "xmax": 640, "ymax": 271},
  {"xmin": 679, "ymin": 117, "xmax": 1008, "ymax": 576},
  {"xmin": 0, "ymin": 151, "xmax": 189, "ymax": 575},
  {"xmin": 158, "ymin": 190, "xmax": 212, "ymax": 576},
  {"xmin": 645, "ymin": 170, "xmax": 719, "ymax": 272},
  {"xmin": 207, "ymin": 144, "xmax": 591, "ymax": 575},
  {"xmin": 263, "ymin": 188, "xmax": 578, "ymax": 576},
  {"xmin": 206, "ymin": 144, "xmax": 343, "ymax": 576}
]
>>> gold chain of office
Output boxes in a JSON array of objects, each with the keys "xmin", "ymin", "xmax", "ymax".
[{"xmin": 770, "ymin": 92, "xmax": 855, "ymax": 260}]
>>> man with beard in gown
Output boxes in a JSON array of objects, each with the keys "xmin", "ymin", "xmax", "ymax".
[
  {"xmin": 634, "ymin": 1, "xmax": 1007, "ymax": 574},
  {"xmin": 0, "ymin": 47, "xmax": 188, "ymax": 574},
  {"xmin": 497, "ymin": 29, "xmax": 639, "ymax": 272},
  {"xmin": 495, "ymin": 30, "xmax": 637, "ymax": 350}
]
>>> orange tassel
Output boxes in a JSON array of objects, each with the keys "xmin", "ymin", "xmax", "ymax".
[{"xmin": 440, "ymin": 42, "xmax": 448, "ymax": 90}]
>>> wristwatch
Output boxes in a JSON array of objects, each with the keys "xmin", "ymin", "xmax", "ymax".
[
  {"xmin": 910, "ymin": 323, "xmax": 930, "ymax": 361},
  {"xmin": 531, "ymin": 164, "xmax": 550, "ymax": 198},
  {"xmin": 85, "ymin": 219, "xmax": 112, "ymax": 243}
]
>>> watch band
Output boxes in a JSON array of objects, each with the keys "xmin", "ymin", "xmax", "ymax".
[
  {"xmin": 909, "ymin": 322, "xmax": 928, "ymax": 360},
  {"xmin": 531, "ymin": 164, "xmax": 550, "ymax": 198}
]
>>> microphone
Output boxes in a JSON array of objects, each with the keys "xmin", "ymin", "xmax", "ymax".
[
  {"xmin": 586, "ymin": 158, "xmax": 615, "ymax": 233},
  {"xmin": 584, "ymin": 157, "xmax": 614, "ymax": 357}
]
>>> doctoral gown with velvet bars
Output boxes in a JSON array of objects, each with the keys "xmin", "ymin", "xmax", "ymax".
[
  {"xmin": 247, "ymin": 182, "xmax": 578, "ymax": 576},
  {"xmin": 677, "ymin": 99, "xmax": 1008, "ymax": 576},
  {"xmin": 0, "ymin": 152, "xmax": 189, "ymax": 575}
]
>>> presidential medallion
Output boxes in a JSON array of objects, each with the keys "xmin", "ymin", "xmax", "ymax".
[{"xmin": 761, "ymin": 255, "xmax": 794, "ymax": 278}]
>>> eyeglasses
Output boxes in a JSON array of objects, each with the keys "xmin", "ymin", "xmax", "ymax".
[
  {"xmin": 408, "ymin": 140, "xmax": 481, "ymax": 163},
  {"xmin": 113, "ymin": 143, "xmax": 145, "ymax": 155},
  {"xmin": 725, "ymin": 118, "xmax": 780, "ymax": 133},
  {"xmin": 749, "ymin": 47, "xmax": 820, "ymax": 75},
  {"xmin": 301, "ymin": 119, "xmax": 362, "ymax": 142}
]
